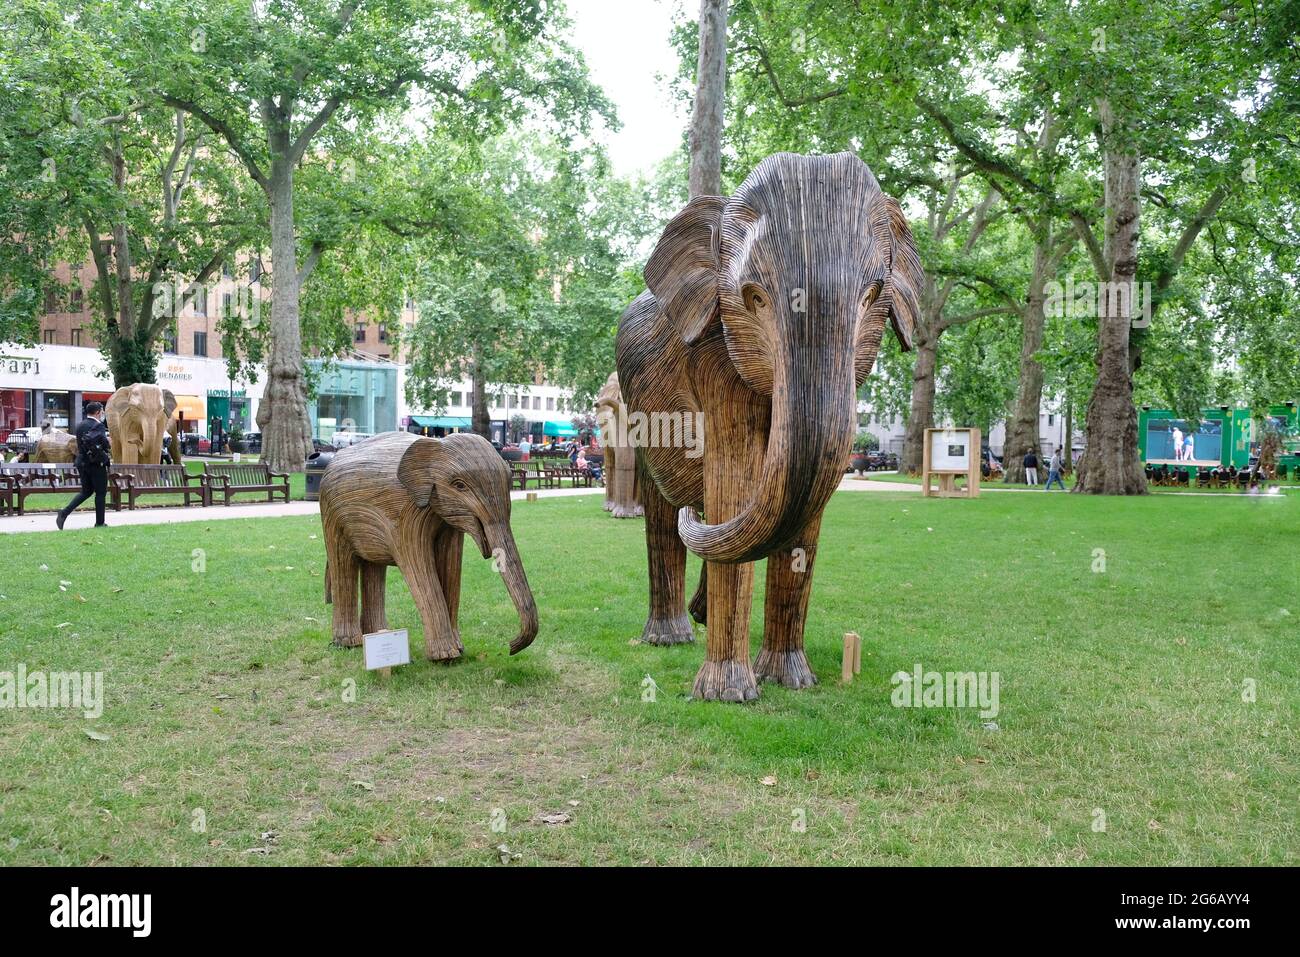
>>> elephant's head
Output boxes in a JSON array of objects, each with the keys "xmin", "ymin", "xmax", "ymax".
[
  {"xmin": 397, "ymin": 433, "xmax": 538, "ymax": 654},
  {"xmin": 108, "ymin": 384, "xmax": 176, "ymax": 464},
  {"xmin": 644, "ymin": 152, "xmax": 923, "ymax": 562}
]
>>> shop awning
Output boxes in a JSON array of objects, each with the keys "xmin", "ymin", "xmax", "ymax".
[
  {"xmin": 543, "ymin": 422, "xmax": 578, "ymax": 437},
  {"xmin": 171, "ymin": 395, "xmax": 206, "ymax": 421},
  {"xmin": 410, "ymin": 415, "xmax": 471, "ymax": 429}
]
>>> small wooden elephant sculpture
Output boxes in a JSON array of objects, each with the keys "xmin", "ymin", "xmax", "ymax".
[
  {"xmin": 616, "ymin": 151, "xmax": 923, "ymax": 701},
  {"xmin": 319, "ymin": 431, "xmax": 538, "ymax": 661},
  {"xmin": 594, "ymin": 372, "xmax": 643, "ymax": 519},
  {"xmin": 34, "ymin": 430, "xmax": 77, "ymax": 463}
]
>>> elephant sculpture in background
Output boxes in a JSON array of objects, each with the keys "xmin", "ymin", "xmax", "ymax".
[
  {"xmin": 615, "ymin": 152, "xmax": 923, "ymax": 701},
  {"xmin": 594, "ymin": 372, "xmax": 643, "ymax": 519},
  {"xmin": 319, "ymin": 431, "xmax": 539, "ymax": 662},
  {"xmin": 105, "ymin": 384, "xmax": 177, "ymax": 465},
  {"xmin": 34, "ymin": 430, "xmax": 77, "ymax": 463}
]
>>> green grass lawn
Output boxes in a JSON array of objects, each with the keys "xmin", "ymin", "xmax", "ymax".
[{"xmin": 1, "ymin": 488, "xmax": 1296, "ymax": 865}]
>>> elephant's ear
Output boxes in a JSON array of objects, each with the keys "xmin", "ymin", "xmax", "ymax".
[
  {"xmin": 162, "ymin": 389, "xmax": 177, "ymax": 421},
  {"xmin": 397, "ymin": 438, "xmax": 441, "ymax": 508},
  {"xmin": 644, "ymin": 195, "xmax": 724, "ymax": 346},
  {"xmin": 857, "ymin": 195, "xmax": 923, "ymax": 384},
  {"xmin": 879, "ymin": 195, "xmax": 922, "ymax": 351}
]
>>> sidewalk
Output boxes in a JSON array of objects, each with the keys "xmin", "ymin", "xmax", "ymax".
[{"xmin": 0, "ymin": 485, "xmax": 605, "ymax": 534}]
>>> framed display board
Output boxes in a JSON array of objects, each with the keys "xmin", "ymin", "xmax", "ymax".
[{"xmin": 922, "ymin": 427, "xmax": 981, "ymax": 498}]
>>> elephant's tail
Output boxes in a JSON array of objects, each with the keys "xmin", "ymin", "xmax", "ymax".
[{"xmin": 324, "ymin": 561, "xmax": 332, "ymax": 604}]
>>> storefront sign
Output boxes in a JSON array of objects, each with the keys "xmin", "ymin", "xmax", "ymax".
[{"xmin": 1, "ymin": 355, "xmax": 40, "ymax": 377}]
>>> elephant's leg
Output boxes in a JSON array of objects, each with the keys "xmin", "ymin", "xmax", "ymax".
[
  {"xmin": 359, "ymin": 562, "xmax": 389, "ymax": 635},
  {"xmin": 603, "ymin": 446, "xmax": 616, "ymax": 511},
  {"xmin": 327, "ymin": 542, "xmax": 363, "ymax": 648},
  {"xmin": 433, "ymin": 527, "xmax": 464, "ymax": 653},
  {"xmin": 688, "ymin": 563, "xmax": 707, "ymax": 624},
  {"xmin": 397, "ymin": 539, "xmax": 462, "ymax": 662},
  {"xmin": 753, "ymin": 515, "xmax": 823, "ymax": 689},
  {"xmin": 637, "ymin": 452, "xmax": 694, "ymax": 645}
]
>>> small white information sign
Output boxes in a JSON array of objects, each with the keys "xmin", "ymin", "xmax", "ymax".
[{"xmin": 363, "ymin": 629, "xmax": 411, "ymax": 671}]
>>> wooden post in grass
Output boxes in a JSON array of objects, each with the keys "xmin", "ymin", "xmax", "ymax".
[
  {"xmin": 842, "ymin": 632, "xmax": 860, "ymax": 683},
  {"xmin": 526, "ymin": 491, "xmax": 538, "ymax": 503}
]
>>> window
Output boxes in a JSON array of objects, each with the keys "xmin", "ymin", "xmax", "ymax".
[
  {"xmin": 193, "ymin": 331, "xmax": 208, "ymax": 357},
  {"xmin": 354, "ymin": 323, "xmax": 367, "ymax": 343},
  {"xmin": 43, "ymin": 329, "xmax": 56, "ymax": 345},
  {"xmin": 450, "ymin": 391, "xmax": 462, "ymax": 406},
  {"xmin": 163, "ymin": 328, "xmax": 177, "ymax": 354},
  {"xmin": 44, "ymin": 288, "xmax": 58, "ymax": 313},
  {"xmin": 466, "ymin": 392, "xmax": 474, "ymax": 408},
  {"xmin": 71, "ymin": 328, "xmax": 82, "ymax": 347},
  {"xmin": 222, "ymin": 262, "xmax": 232, "ymax": 280},
  {"xmin": 378, "ymin": 325, "xmax": 388, "ymax": 343},
  {"xmin": 70, "ymin": 288, "xmax": 83, "ymax": 311},
  {"xmin": 533, "ymin": 396, "xmax": 541, "ymax": 410},
  {"xmin": 547, "ymin": 397, "xmax": 555, "ymax": 411},
  {"xmin": 250, "ymin": 257, "xmax": 262, "ymax": 282},
  {"xmin": 1047, "ymin": 414, "xmax": 1055, "ymax": 426},
  {"xmin": 222, "ymin": 292, "xmax": 232, "ymax": 317},
  {"xmin": 193, "ymin": 288, "xmax": 207, "ymax": 316}
]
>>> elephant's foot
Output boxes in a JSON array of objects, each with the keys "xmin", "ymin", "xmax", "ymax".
[
  {"xmin": 612, "ymin": 503, "xmax": 644, "ymax": 519},
  {"xmin": 331, "ymin": 629, "xmax": 363, "ymax": 649},
  {"xmin": 692, "ymin": 659, "xmax": 759, "ymax": 703},
  {"xmin": 640, "ymin": 614, "xmax": 695, "ymax": 646},
  {"xmin": 753, "ymin": 646, "xmax": 818, "ymax": 689},
  {"xmin": 425, "ymin": 630, "xmax": 465, "ymax": 662},
  {"xmin": 603, "ymin": 500, "xmax": 614, "ymax": 512}
]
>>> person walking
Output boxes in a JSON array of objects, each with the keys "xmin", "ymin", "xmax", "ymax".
[
  {"xmin": 1044, "ymin": 446, "xmax": 1066, "ymax": 491},
  {"xmin": 1023, "ymin": 449, "xmax": 1040, "ymax": 486},
  {"xmin": 56, "ymin": 400, "xmax": 112, "ymax": 529},
  {"xmin": 518, "ymin": 435, "xmax": 531, "ymax": 461}
]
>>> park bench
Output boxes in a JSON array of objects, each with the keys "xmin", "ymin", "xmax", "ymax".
[
  {"xmin": 544, "ymin": 464, "xmax": 595, "ymax": 488},
  {"xmin": 509, "ymin": 462, "xmax": 554, "ymax": 492},
  {"xmin": 202, "ymin": 462, "xmax": 291, "ymax": 506},
  {"xmin": 109, "ymin": 464, "xmax": 204, "ymax": 510},
  {"xmin": 1, "ymin": 463, "xmax": 80, "ymax": 515}
]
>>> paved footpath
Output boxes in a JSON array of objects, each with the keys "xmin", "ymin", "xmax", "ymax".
[{"xmin": 0, "ymin": 485, "xmax": 606, "ymax": 534}]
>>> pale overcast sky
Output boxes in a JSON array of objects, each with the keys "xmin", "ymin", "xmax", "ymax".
[{"xmin": 565, "ymin": 0, "xmax": 686, "ymax": 178}]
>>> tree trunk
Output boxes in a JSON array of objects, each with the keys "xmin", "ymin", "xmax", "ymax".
[
  {"xmin": 1001, "ymin": 247, "xmax": 1049, "ymax": 483},
  {"xmin": 900, "ymin": 329, "xmax": 938, "ymax": 474},
  {"xmin": 258, "ymin": 158, "xmax": 314, "ymax": 473},
  {"xmin": 1062, "ymin": 382, "xmax": 1073, "ymax": 473},
  {"xmin": 1074, "ymin": 101, "xmax": 1147, "ymax": 495},
  {"xmin": 688, "ymin": 0, "xmax": 728, "ymax": 199},
  {"xmin": 470, "ymin": 354, "xmax": 491, "ymax": 439}
]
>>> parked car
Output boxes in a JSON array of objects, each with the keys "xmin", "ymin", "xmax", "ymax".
[
  {"xmin": 330, "ymin": 431, "xmax": 374, "ymax": 449},
  {"xmin": 4, "ymin": 426, "xmax": 46, "ymax": 455},
  {"xmin": 242, "ymin": 432, "xmax": 263, "ymax": 453}
]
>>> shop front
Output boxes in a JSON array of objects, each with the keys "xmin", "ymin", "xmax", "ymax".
[{"xmin": 308, "ymin": 359, "xmax": 398, "ymax": 440}]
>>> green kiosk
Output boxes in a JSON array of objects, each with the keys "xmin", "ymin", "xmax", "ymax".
[{"xmin": 1138, "ymin": 403, "xmax": 1299, "ymax": 476}]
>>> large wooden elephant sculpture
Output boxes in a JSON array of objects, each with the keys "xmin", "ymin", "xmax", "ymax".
[
  {"xmin": 34, "ymin": 430, "xmax": 77, "ymax": 463},
  {"xmin": 594, "ymin": 372, "xmax": 643, "ymax": 519},
  {"xmin": 105, "ymin": 384, "xmax": 177, "ymax": 465},
  {"xmin": 319, "ymin": 432, "xmax": 539, "ymax": 662},
  {"xmin": 615, "ymin": 152, "xmax": 922, "ymax": 701}
]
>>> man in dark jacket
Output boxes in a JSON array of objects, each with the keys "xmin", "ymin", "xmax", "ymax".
[{"xmin": 56, "ymin": 401, "xmax": 112, "ymax": 529}]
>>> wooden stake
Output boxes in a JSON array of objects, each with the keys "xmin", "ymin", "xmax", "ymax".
[
  {"xmin": 379, "ymin": 666, "xmax": 392, "ymax": 681},
  {"xmin": 841, "ymin": 633, "xmax": 855, "ymax": 684},
  {"xmin": 526, "ymin": 491, "xmax": 538, "ymax": 503},
  {"xmin": 849, "ymin": 631, "xmax": 862, "ymax": 674}
]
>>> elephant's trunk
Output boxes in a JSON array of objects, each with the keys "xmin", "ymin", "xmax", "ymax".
[
  {"xmin": 485, "ymin": 523, "xmax": 539, "ymax": 655},
  {"xmin": 678, "ymin": 324, "xmax": 857, "ymax": 563}
]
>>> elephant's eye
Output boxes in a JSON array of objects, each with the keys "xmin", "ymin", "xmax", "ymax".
[
  {"xmin": 452, "ymin": 480, "xmax": 469, "ymax": 492},
  {"xmin": 742, "ymin": 284, "xmax": 769, "ymax": 313},
  {"xmin": 862, "ymin": 283, "xmax": 882, "ymax": 311}
]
